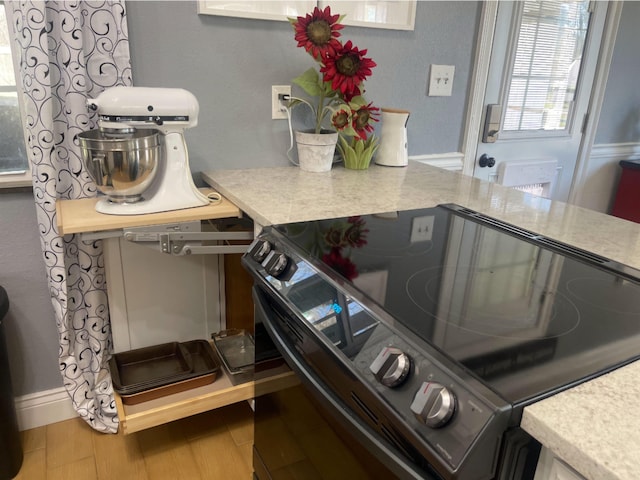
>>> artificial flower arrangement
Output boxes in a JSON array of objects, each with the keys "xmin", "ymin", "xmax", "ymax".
[{"xmin": 289, "ymin": 6, "xmax": 379, "ymax": 169}]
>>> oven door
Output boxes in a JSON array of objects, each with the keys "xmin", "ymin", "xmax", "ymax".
[{"xmin": 252, "ymin": 285, "xmax": 439, "ymax": 480}]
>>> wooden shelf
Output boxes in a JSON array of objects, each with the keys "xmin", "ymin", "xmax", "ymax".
[
  {"xmin": 56, "ymin": 189, "xmax": 278, "ymax": 434},
  {"xmin": 56, "ymin": 189, "xmax": 241, "ymax": 235},
  {"xmin": 114, "ymin": 364, "xmax": 299, "ymax": 435}
]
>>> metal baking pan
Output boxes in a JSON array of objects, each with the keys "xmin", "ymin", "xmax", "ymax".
[
  {"xmin": 110, "ymin": 342, "xmax": 193, "ymax": 395},
  {"xmin": 212, "ymin": 329, "xmax": 254, "ymax": 385},
  {"xmin": 181, "ymin": 339, "xmax": 220, "ymax": 377},
  {"xmin": 118, "ymin": 340, "xmax": 220, "ymax": 405}
]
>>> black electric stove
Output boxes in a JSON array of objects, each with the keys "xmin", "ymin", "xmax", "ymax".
[{"xmin": 243, "ymin": 204, "xmax": 640, "ymax": 480}]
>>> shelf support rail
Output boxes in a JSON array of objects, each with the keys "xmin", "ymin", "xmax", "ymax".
[
  {"xmin": 127, "ymin": 229, "xmax": 253, "ymax": 255},
  {"xmin": 80, "ymin": 221, "xmax": 254, "ymax": 255}
]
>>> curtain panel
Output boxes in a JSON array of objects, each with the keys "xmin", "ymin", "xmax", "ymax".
[{"xmin": 7, "ymin": 0, "xmax": 132, "ymax": 433}]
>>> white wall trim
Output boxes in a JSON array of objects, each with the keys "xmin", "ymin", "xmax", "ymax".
[
  {"xmin": 15, "ymin": 387, "xmax": 77, "ymax": 431},
  {"xmin": 590, "ymin": 142, "xmax": 640, "ymax": 161},
  {"xmin": 410, "ymin": 152, "xmax": 464, "ymax": 171}
]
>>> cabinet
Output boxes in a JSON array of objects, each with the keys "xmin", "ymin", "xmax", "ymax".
[
  {"xmin": 56, "ymin": 192, "xmax": 297, "ymax": 434},
  {"xmin": 534, "ymin": 447, "xmax": 586, "ymax": 480},
  {"xmin": 611, "ymin": 160, "xmax": 640, "ymax": 223}
]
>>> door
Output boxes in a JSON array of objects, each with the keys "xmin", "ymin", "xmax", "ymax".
[{"xmin": 473, "ymin": 1, "xmax": 608, "ymax": 201}]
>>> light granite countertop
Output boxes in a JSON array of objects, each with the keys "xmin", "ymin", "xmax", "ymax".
[{"xmin": 203, "ymin": 161, "xmax": 640, "ymax": 480}]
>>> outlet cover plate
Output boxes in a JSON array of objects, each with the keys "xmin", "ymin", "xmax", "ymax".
[{"xmin": 272, "ymin": 85, "xmax": 291, "ymax": 119}]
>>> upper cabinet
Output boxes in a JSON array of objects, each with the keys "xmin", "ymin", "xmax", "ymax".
[{"xmin": 197, "ymin": 1, "xmax": 416, "ymax": 31}]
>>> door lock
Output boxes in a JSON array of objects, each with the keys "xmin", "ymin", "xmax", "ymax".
[{"xmin": 482, "ymin": 104, "xmax": 501, "ymax": 143}]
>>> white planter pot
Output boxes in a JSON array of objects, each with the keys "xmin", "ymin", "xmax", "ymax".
[{"xmin": 295, "ymin": 130, "xmax": 338, "ymax": 173}]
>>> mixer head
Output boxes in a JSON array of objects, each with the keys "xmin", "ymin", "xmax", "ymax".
[
  {"xmin": 87, "ymin": 86, "xmax": 199, "ymax": 134},
  {"xmin": 77, "ymin": 86, "xmax": 209, "ymax": 215}
]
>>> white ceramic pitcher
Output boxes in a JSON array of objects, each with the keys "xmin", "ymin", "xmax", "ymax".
[{"xmin": 375, "ymin": 108, "xmax": 410, "ymax": 167}]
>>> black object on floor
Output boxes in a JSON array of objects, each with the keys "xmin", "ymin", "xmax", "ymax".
[{"xmin": 0, "ymin": 286, "xmax": 23, "ymax": 480}]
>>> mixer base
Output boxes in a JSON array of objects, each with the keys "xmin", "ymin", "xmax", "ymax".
[{"xmin": 95, "ymin": 194, "xmax": 208, "ymax": 215}]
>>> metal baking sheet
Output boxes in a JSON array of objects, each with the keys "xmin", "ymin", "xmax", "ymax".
[
  {"xmin": 110, "ymin": 342, "xmax": 193, "ymax": 394},
  {"xmin": 119, "ymin": 340, "xmax": 220, "ymax": 405}
]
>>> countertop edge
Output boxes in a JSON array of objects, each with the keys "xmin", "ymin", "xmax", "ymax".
[
  {"xmin": 201, "ymin": 172, "xmax": 272, "ymax": 227},
  {"xmin": 521, "ymin": 360, "xmax": 640, "ymax": 480}
]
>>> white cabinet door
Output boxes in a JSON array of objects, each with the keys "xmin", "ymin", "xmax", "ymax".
[
  {"xmin": 105, "ymin": 237, "xmax": 222, "ymax": 352},
  {"xmin": 534, "ymin": 447, "xmax": 586, "ymax": 480}
]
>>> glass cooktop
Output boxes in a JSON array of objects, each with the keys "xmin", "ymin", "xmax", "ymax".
[{"xmin": 272, "ymin": 204, "xmax": 640, "ymax": 405}]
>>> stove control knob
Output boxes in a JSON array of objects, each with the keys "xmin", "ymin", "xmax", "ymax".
[
  {"xmin": 262, "ymin": 251, "xmax": 289, "ymax": 278},
  {"xmin": 410, "ymin": 382, "xmax": 456, "ymax": 428},
  {"xmin": 248, "ymin": 239, "xmax": 273, "ymax": 263},
  {"xmin": 369, "ymin": 347, "xmax": 411, "ymax": 388}
]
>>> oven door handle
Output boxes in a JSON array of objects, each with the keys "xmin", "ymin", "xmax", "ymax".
[{"xmin": 253, "ymin": 287, "xmax": 437, "ymax": 480}]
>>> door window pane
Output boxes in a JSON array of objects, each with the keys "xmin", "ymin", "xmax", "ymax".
[{"xmin": 503, "ymin": 0, "xmax": 590, "ymax": 132}]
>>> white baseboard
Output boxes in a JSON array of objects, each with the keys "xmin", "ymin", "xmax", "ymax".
[
  {"xmin": 589, "ymin": 142, "xmax": 640, "ymax": 161},
  {"xmin": 409, "ymin": 152, "xmax": 464, "ymax": 171},
  {"xmin": 15, "ymin": 387, "xmax": 77, "ymax": 431}
]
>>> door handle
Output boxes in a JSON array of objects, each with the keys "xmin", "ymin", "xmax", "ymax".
[{"xmin": 478, "ymin": 154, "xmax": 495, "ymax": 168}]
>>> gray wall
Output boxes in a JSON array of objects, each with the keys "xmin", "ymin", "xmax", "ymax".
[
  {"xmin": 125, "ymin": 1, "xmax": 481, "ymax": 175},
  {"xmin": 595, "ymin": 1, "xmax": 640, "ymax": 144},
  {"xmin": 0, "ymin": 190, "xmax": 61, "ymax": 396}
]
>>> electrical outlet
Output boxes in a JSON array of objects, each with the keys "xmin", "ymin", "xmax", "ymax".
[
  {"xmin": 272, "ymin": 85, "xmax": 291, "ymax": 119},
  {"xmin": 410, "ymin": 216, "xmax": 435, "ymax": 243},
  {"xmin": 428, "ymin": 65, "xmax": 455, "ymax": 97}
]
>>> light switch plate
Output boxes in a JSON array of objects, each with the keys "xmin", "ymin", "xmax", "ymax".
[
  {"xmin": 410, "ymin": 216, "xmax": 435, "ymax": 243},
  {"xmin": 428, "ymin": 65, "xmax": 455, "ymax": 97}
]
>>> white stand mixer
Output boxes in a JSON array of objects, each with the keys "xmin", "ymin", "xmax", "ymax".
[{"xmin": 79, "ymin": 86, "xmax": 210, "ymax": 215}]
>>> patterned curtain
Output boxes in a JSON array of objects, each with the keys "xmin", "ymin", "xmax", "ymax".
[{"xmin": 6, "ymin": 1, "xmax": 132, "ymax": 433}]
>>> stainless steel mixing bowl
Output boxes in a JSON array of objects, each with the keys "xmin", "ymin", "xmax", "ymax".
[{"xmin": 77, "ymin": 129, "xmax": 161, "ymax": 203}]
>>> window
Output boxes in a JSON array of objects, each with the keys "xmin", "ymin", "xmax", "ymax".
[
  {"xmin": 0, "ymin": 2, "xmax": 29, "ymax": 188},
  {"xmin": 502, "ymin": 0, "xmax": 591, "ymax": 134}
]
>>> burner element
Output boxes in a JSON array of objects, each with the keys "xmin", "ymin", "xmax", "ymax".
[
  {"xmin": 406, "ymin": 265, "xmax": 581, "ymax": 340},
  {"xmin": 566, "ymin": 276, "xmax": 640, "ymax": 315}
]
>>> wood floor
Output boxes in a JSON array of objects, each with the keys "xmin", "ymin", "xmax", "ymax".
[{"xmin": 14, "ymin": 401, "xmax": 254, "ymax": 480}]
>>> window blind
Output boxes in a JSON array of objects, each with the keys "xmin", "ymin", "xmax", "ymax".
[{"xmin": 503, "ymin": 0, "xmax": 590, "ymax": 132}]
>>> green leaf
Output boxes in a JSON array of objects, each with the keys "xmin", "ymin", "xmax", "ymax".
[
  {"xmin": 349, "ymin": 96, "xmax": 367, "ymax": 108},
  {"xmin": 292, "ymin": 68, "xmax": 323, "ymax": 97},
  {"xmin": 323, "ymin": 80, "xmax": 337, "ymax": 97}
]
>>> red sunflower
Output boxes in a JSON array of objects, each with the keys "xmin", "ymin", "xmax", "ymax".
[
  {"xmin": 352, "ymin": 102, "xmax": 380, "ymax": 140},
  {"xmin": 321, "ymin": 40, "xmax": 376, "ymax": 101},
  {"xmin": 293, "ymin": 6, "xmax": 344, "ymax": 60},
  {"xmin": 331, "ymin": 106, "xmax": 353, "ymax": 132}
]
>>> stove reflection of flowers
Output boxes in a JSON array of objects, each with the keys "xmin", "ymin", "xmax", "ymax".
[{"xmin": 319, "ymin": 216, "xmax": 368, "ymax": 280}]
